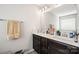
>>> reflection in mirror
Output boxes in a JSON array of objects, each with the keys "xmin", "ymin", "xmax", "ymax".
[
  {"xmin": 59, "ymin": 13, "xmax": 77, "ymax": 38},
  {"xmin": 45, "ymin": 4, "xmax": 78, "ymax": 42},
  {"xmin": 58, "ymin": 5, "xmax": 77, "ymax": 42}
]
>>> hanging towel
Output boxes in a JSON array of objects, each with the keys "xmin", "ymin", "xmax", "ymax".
[
  {"xmin": 7, "ymin": 20, "xmax": 15, "ymax": 38},
  {"xmin": 7, "ymin": 20, "xmax": 21, "ymax": 39},
  {"xmin": 14, "ymin": 21, "xmax": 21, "ymax": 38}
]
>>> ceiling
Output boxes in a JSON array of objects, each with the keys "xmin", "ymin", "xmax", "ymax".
[
  {"xmin": 50, "ymin": 4, "xmax": 77, "ymax": 16},
  {"xmin": 36, "ymin": 4, "xmax": 77, "ymax": 16},
  {"xmin": 36, "ymin": 4, "xmax": 62, "ymax": 13}
]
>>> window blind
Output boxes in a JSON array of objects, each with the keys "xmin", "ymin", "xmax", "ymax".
[{"xmin": 60, "ymin": 14, "xmax": 76, "ymax": 31}]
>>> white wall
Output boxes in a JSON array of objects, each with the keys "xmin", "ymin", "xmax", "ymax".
[{"xmin": 0, "ymin": 4, "xmax": 40, "ymax": 53}]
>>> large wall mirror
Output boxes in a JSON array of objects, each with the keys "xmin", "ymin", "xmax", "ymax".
[{"xmin": 45, "ymin": 4, "xmax": 78, "ymax": 40}]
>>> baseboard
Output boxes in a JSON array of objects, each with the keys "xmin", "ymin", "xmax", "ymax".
[{"xmin": 24, "ymin": 49, "xmax": 34, "ymax": 54}]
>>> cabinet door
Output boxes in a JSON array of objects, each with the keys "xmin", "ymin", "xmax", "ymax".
[
  {"xmin": 33, "ymin": 34, "xmax": 40, "ymax": 53},
  {"xmin": 40, "ymin": 37, "xmax": 48, "ymax": 54},
  {"xmin": 47, "ymin": 39, "xmax": 69, "ymax": 54},
  {"xmin": 67, "ymin": 45, "xmax": 79, "ymax": 54}
]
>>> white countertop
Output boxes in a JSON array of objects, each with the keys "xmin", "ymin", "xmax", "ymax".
[{"xmin": 33, "ymin": 33, "xmax": 79, "ymax": 47}]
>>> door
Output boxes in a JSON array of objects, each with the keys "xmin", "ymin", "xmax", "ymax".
[
  {"xmin": 47, "ymin": 39, "xmax": 69, "ymax": 54},
  {"xmin": 40, "ymin": 37, "xmax": 48, "ymax": 54},
  {"xmin": 33, "ymin": 34, "xmax": 40, "ymax": 53}
]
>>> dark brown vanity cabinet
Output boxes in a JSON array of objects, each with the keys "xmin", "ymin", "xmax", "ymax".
[{"xmin": 33, "ymin": 34, "xmax": 79, "ymax": 54}]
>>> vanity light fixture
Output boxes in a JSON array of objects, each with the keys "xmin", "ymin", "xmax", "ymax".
[{"xmin": 37, "ymin": 4, "xmax": 63, "ymax": 13}]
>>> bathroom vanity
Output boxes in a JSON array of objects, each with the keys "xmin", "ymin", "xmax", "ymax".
[
  {"xmin": 33, "ymin": 33, "xmax": 79, "ymax": 54},
  {"xmin": 32, "ymin": 4, "xmax": 79, "ymax": 54}
]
